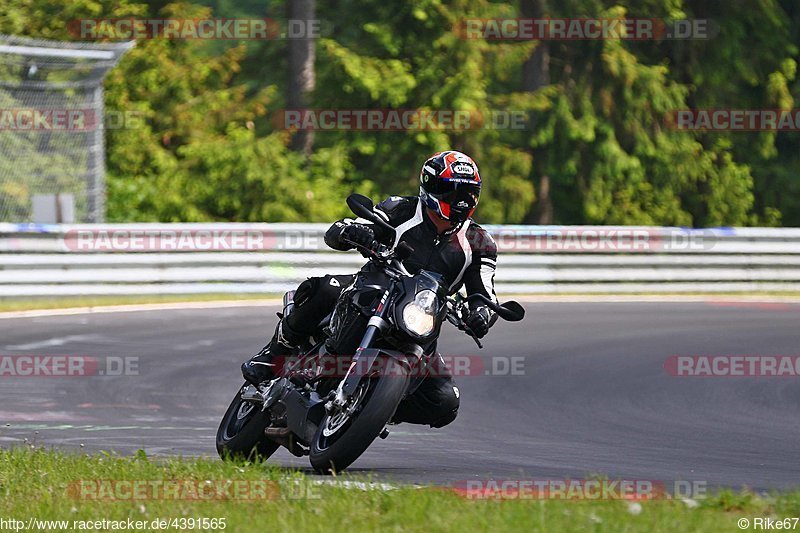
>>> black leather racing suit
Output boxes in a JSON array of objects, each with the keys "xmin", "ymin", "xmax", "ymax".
[{"xmin": 273, "ymin": 195, "xmax": 499, "ymax": 428}]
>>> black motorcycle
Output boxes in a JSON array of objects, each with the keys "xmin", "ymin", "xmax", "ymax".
[{"xmin": 216, "ymin": 194, "xmax": 525, "ymax": 473}]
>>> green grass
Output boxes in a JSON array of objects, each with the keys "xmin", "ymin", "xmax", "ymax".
[
  {"xmin": 1, "ymin": 448, "xmax": 798, "ymax": 532},
  {"xmin": 0, "ymin": 294, "xmax": 279, "ymax": 312}
]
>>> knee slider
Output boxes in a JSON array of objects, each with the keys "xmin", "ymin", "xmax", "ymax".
[{"xmin": 430, "ymin": 407, "xmax": 458, "ymax": 428}]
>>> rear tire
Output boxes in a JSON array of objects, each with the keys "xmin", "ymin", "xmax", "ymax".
[
  {"xmin": 310, "ymin": 357, "xmax": 408, "ymax": 473},
  {"xmin": 216, "ymin": 383, "xmax": 280, "ymax": 461}
]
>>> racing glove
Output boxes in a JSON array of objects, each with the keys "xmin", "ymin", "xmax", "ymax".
[
  {"xmin": 341, "ymin": 223, "xmax": 376, "ymax": 249},
  {"xmin": 465, "ymin": 305, "xmax": 492, "ymax": 338}
]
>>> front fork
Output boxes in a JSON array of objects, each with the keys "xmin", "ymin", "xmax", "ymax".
[{"xmin": 331, "ymin": 285, "xmax": 393, "ymax": 407}]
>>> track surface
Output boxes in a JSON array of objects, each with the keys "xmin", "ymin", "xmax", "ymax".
[{"xmin": 1, "ymin": 301, "xmax": 799, "ymax": 490}]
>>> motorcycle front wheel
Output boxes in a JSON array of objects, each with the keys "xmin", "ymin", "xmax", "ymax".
[{"xmin": 310, "ymin": 356, "xmax": 409, "ymax": 473}]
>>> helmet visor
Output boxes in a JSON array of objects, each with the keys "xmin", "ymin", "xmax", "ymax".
[
  {"xmin": 436, "ymin": 184, "xmax": 480, "ymax": 222},
  {"xmin": 424, "ymin": 176, "xmax": 481, "ymax": 196}
]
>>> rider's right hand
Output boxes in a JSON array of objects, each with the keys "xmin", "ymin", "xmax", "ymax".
[{"xmin": 342, "ymin": 223, "xmax": 376, "ymax": 249}]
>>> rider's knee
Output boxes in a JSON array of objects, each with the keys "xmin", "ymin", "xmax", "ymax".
[
  {"xmin": 295, "ymin": 275, "xmax": 344, "ymax": 308},
  {"xmin": 429, "ymin": 383, "xmax": 460, "ymax": 428},
  {"xmin": 294, "ymin": 277, "xmax": 321, "ymax": 306}
]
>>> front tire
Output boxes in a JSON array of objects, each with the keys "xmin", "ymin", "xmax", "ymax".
[
  {"xmin": 216, "ymin": 383, "xmax": 280, "ymax": 461},
  {"xmin": 310, "ymin": 356, "xmax": 409, "ymax": 473}
]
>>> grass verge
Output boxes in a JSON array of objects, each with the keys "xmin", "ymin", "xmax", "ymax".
[
  {"xmin": 0, "ymin": 294, "xmax": 279, "ymax": 313},
  {"xmin": 1, "ymin": 448, "xmax": 798, "ymax": 532}
]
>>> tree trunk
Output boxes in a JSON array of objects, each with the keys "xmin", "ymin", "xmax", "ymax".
[
  {"xmin": 521, "ymin": 0, "xmax": 552, "ymax": 224},
  {"xmin": 287, "ymin": 0, "xmax": 316, "ymax": 155},
  {"xmin": 535, "ymin": 175, "xmax": 552, "ymax": 225}
]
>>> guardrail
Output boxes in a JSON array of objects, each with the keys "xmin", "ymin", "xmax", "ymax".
[{"xmin": 2, "ymin": 223, "xmax": 800, "ymax": 296}]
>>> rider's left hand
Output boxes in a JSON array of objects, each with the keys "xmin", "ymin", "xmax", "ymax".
[{"xmin": 465, "ymin": 305, "xmax": 492, "ymax": 338}]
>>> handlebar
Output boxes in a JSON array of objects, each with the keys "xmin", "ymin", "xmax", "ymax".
[
  {"xmin": 445, "ymin": 293, "xmax": 526, "ymax": 348},
  {"xmin": 444, "ymin": 295, "xmax": 482, "ymax": 347},
  {"xmin": 342, "ymin": 238, "xmax": 399, "ymax": 262}
]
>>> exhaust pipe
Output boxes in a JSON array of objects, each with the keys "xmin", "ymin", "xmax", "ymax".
[{"xmin": 264, "ymin": 427, "xmax": 307, "ymax": 457}]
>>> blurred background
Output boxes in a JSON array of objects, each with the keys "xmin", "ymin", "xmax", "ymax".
[{"xmin": 1, "ymin": 0, "xmax": 798, "ymax": 227}]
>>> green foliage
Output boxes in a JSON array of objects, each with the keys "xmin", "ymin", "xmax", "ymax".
[{"xmin": 2, "ymin": 0, "xmax": 798, "ymax": 225}]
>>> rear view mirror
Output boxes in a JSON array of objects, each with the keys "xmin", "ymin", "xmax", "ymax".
[
  {"xmin": 467, "ymin": 294, "xmax": 526, "ymax": 321},
  {"xmin": 346, "ymin": 193, "xmax": 374, "ymax": 216},
  {"xmin": 345, "ymin": 193, "xmax": 395, "ymax": 238},
  {"xmin": 497, "ymin": 301, "xmax": 525, "ymax": 322}
]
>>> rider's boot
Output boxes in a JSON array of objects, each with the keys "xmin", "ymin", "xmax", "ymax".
[{"xmin": 241, "ymin": 320, "xmax": 305, "ymax": 385}]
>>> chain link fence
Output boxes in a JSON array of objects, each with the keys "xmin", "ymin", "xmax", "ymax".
[{"xmin": 0, "ymin": 34, "xmax": 133, "ymax": 223}]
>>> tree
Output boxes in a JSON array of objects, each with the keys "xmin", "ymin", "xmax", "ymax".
[
  {"xmin": 286, "ymin": 0, "xmax": 316, "ymax": 155},
  {"xmin": 2, "ymin": 0, "xmax": 797, "ymax": 226}
]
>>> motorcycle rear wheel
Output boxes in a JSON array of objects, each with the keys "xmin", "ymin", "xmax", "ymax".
[{"xmin": 216, "ymin": 383, "xmax": 280, "ymax": 461}]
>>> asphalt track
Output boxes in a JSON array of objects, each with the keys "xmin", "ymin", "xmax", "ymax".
[{"xmin": 1, "ymin": 301, "xmax": 799, "ymax": 490}]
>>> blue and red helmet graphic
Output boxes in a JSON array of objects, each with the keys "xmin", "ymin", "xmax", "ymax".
[{"xmin": 419, "ymin": 151, "xmax": 481, "ymax": 223}]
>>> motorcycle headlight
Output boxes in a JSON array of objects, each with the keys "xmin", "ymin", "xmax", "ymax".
[{"xmin": 401, "ymin": 290, "xmax": 437, "ymax": 337}]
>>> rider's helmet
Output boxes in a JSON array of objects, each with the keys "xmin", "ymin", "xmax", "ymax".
[{"xmin": 419, "ymin": 150, "xmax": 482, "ymax": 226}]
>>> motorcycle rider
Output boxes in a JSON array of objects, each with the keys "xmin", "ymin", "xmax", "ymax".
[{"xmin": 242, "ymin": 150, "xmax": 498, "ymax": 428}]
